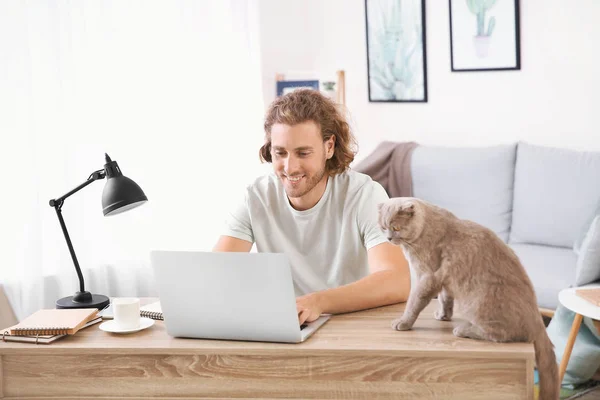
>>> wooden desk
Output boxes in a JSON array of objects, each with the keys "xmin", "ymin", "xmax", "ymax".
[{"xmin": 0, "ymin": 301, "xmax": 534, "ymax": 399}]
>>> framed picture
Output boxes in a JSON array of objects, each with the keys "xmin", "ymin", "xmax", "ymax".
[
  {"xmin": 276, "ymin": 80, "xmax": 320, "ymax": 97},
  {"xmin": 449, "ymin": 0, "xmax": 521, "ymax": 72},
  {"xmin": 365, "ymin": 0, "xmax": 427, "ymax": 103}
]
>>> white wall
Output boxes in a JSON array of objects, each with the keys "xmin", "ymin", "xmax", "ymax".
[
  {"xmin": 0, "ymin": 1, "xmax": 269, "ymax": 319},
  {"xmin": 257, "ymin": 0, "xmax": 600, "ymax": 162}
]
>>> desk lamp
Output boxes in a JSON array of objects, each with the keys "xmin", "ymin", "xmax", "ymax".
[{"xmin": 49, "ymin": 153, "xmax": 148, "ymax": 309}]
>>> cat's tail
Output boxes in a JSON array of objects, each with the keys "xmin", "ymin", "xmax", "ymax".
[{"xmin": 533, "ymin": 325, "xmax": 559, "ymax": 400}]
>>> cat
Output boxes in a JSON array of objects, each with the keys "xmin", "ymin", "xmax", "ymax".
[{"xmin": 378, "ymin": 197, "xmax": 559, "ymax": 400}]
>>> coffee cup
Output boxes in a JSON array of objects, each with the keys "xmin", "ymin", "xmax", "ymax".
[{"xmin": 112, "ymin": 297, "xmax": 140, "ymax": 330}]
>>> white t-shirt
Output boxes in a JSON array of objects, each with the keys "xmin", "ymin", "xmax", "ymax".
[{"xmin": 222, "ymin": 169, "xmax": 389, "ymax": 296}]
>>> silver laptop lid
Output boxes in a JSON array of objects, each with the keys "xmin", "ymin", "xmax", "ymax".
[{"xmin": 150, "ymin": 251, "xmax": 303, "ymax": 343}]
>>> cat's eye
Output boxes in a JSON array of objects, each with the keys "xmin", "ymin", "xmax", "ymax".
[{"xmin": 391, "ymin": 226, "xmax": 400, "ymax": 232}]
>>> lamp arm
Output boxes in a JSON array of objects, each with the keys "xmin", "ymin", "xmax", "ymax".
[
  {"xmin": 50, "ymin": 169, "xmax": 106, "ymax": 205},
  {"xmin": 48, "ymin": 169, "xmax": 106, "ymax": 295}
]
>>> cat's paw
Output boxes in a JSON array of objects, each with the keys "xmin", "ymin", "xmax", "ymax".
[
  {"xmin": 453, "ymin": 326, "xmax": 467, "ymax": 338},
  {"xmin": 391, "ymin": 318, "xmax": 413, "ymax": 331},
  {"xmin": 434, "ymin": 310, "xmax": 452, "ymax": 321},
  {"xmin": 453, "ymin": 324, "xmax": 486, "ymax": 340}
]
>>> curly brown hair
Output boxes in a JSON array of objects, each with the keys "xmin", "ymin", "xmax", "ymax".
[{"xmin": 260, "ymin": 89, "xmax": 357, "ymax": 176}]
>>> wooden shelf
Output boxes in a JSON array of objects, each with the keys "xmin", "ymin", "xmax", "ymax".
[{"xmin": 276, "ymin": 70, "xmax": 346, "ymax": 106}]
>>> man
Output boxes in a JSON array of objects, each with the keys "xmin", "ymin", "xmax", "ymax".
[{"xmin": 214, "ymin": 89, "xmax": 410, "ymax": 325}]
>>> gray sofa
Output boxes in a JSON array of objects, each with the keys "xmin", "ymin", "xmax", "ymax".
[{"xmin": 408, "ymin": 142, "xmax": 600, "ymax": 309}]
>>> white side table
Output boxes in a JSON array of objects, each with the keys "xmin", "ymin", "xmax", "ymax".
[{"xmin": 557, "ymin": 286, "xmax": 600, "ymax": 383}]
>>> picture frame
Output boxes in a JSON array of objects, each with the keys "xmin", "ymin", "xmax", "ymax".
[
  {"xmin": 449, "ymin": 0, "xmax": 521, "ymax": 72},
  {"xmin": 276, "ymin": 80, "xmax": 320, "ymax": 97},
  {"xmin": 365, "ymin": 0, "xmax": 428, "ymax": 103}
]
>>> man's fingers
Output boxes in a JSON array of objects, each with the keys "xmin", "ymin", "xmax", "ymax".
[
  {"xmin": 298, "ymin": 309, "xmax": 310, "ymax": 325},
  {"xmin": 305, "ymin": 312, "xmax": 319, "ymax": 323}
]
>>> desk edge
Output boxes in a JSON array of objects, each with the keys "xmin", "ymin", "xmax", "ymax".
[{"xmin": 0, "ymin": 346, "xmax": 535, "ymax": 361}]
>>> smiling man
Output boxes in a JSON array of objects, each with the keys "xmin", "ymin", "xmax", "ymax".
[{"xmin": 213, "ymin": 89, "xmax": 410, "ymax": 324}]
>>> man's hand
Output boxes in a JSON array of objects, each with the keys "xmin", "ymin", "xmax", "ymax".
[
  {"xmin": 293, "ymin": 243, "xmax": 410, "ymax": 324},
  {"xmin": 296, "ymin": 292, "xmax": 324, "ymax": 325}
]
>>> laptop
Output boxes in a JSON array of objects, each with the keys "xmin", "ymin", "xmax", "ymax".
[{"xmin": 150, "ymin": 251, "xmax": 331, "ymax": 343}]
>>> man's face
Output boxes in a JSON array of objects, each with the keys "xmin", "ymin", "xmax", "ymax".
[{"xmin": 270, "ymin": 121, "xmax": 333, "ymax": 200}]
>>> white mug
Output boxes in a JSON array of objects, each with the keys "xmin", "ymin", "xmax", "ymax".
[{"xmin": 112, "ymin": 297, "xmax": 140, "ymax": 330}]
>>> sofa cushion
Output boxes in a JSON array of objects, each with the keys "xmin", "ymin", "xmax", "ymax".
[
  {"xmin": 411, "ymin": 144, "xmax": 516, "ymax": 242},
  {"xmin": 510, "ymin": 243, "xmax": 577, "ymax": 309},
  {"xmin": 576, "ymin": 216, "xmax": 600, "ymax": 286},
  {"xmin": 510, "ymin": 143, "xmax": 600, "ymax": 248}
]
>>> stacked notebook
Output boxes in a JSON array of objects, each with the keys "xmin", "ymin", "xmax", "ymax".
[
  {"xmin": 2, "ymin": 308, "xmax": 101, "ymax": 344},
  {"xmin": 576, "ymin": 288, "xmax": 600, "ymax": 306}
]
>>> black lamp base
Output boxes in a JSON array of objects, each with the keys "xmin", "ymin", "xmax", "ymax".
[{"xmin": 56, "ymin": 292, "xmax": 110, "ymax": 310}]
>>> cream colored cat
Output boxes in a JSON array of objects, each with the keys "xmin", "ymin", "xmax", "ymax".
[{"xmin": 378, "ymin": 197, "xmax": 559, "ymax": 400}]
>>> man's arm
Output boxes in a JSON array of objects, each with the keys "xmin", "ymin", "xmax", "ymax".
[
  {"xmin": 296, "ymin": 242, "xmax": 411, "ymax": 324},
  {"xmin": 213, "ymin": 236, "xmax": 252, "ymax": 252}
]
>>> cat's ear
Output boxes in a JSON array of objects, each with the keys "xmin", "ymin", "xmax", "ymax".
[
  {"xmin": 400, "ymin": 202, "xmax": 415, "ymax": 217},
  {"xmin": 402, "ymin": 203, "xmax": 415, "ymax": 212}
]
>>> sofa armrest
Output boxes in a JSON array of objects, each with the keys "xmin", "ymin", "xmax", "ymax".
[{"xmin": 0, "ymin": 284, "xmax": 18, "ymax": 329}]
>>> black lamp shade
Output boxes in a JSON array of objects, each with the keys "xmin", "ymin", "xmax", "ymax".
[{"xmin": 102, "ymin": 175, "xmax": 148, "ymax": 216}]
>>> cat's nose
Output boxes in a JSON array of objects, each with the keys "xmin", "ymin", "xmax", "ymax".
[{"xmin": 387, "ymin": 236, "xmax": 393, "ymax": 241}]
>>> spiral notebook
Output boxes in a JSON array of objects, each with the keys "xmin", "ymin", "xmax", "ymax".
[
  {"xmin": 6, "ymin": 308, "xmax": 99, "ymax": 336},
  {"xmin": 99, "ymin": 301, "xmax": 163, "ymax": 321},
  {"xmin": 140, "ymin": 301, "xmax": 163, "ymax": 320}
]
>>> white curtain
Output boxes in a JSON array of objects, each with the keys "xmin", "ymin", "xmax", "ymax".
[{"xmin": 0, "ymin": 0, "xmax": 267, "ymax": 320}]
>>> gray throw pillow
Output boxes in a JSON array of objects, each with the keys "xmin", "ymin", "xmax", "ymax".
[
  {"xmin": 575, "ymin": 201, "xmax": 600, "ymax": 254},
  {"xmin": 575, "ymin": 216, "xmax": 600, "ymax": 286}
]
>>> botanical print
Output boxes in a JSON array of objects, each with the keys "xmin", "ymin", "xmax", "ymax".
[
  {"xmin": 467, "ymin": 0, "xmax": 497, "ymax": 58},
  {"xmin": 366, "ymin": 0, "xmax": 427, "ymax": 102},
  {"xmin": 450, "ymin": 0, "xmax": 520, "ymax": 71}
]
